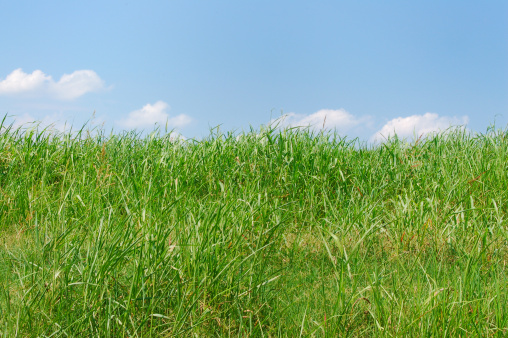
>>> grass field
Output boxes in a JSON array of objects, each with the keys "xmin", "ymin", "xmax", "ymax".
[{"xmin": 0, "ymin": 118, "xmax": 507, "ymax": 336}]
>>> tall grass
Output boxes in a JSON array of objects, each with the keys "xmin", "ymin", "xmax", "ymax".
[{"xmin": 0, "ymin": 118, "xmax": 507, "ymax": 336}]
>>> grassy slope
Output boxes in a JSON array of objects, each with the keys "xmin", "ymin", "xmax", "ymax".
[{"xmin": 0, "ymin": 121, "xmax": 507, "ymax": 336}]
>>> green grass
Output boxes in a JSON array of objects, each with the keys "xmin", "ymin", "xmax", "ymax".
[{"xmin": 0, "ymin": 117, "xmax": 507, "ymax": 336}]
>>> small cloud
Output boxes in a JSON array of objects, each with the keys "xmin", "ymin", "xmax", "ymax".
[
  {"xmin": 166, "ymin": 114, "xmax": 193, "ymax": 129},
  {"xmin": 167, "ymin": 131, "xmax": 187, "ymax": 142},
  {"xmin": 50, "ymin": 70, "xmax": 105, "ymax": 100},
  {"xmin": 117, "ymin": 101, "xmax": 193, "ymax": 129},
  {"xmin": 371, "ymin": 112, "xmax": 469, "ymax": 143},
  {"xmin": 0, "ymin": 68, "xmax": 105, "ymax": 100},
  {"xmin": 0, "ymin": 69, "xmax": 51, "ymax": 94},
  {"xmin": 273, "ymin": 109, "xmax": 371, "ymax": 134},
  {"xmin": 8, "ymin": 113, "xmax": 70, "ymax": 133}
]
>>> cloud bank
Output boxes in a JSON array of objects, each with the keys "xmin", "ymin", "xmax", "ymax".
[
  {"xmin": 371, "ymin": 112, "xmax": 469, "ymax": 143},
  {"xmin": 117, "ymin": 101, "xmax": 193, "ymax": 129},
  {"xmin": 0, "ymin": 68, "xmax": 105, "ymax": 100},
  {"xmin": 274, "ymin": 109, "xmax": 370, "ymax": 134},
  {"xmin": 271, "ymin": 109, "xmax": 469, "ymax": 144}
]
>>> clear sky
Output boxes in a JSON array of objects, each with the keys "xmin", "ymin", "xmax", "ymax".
[{"xmin": 1, "ymin": 1, "xmax": 507, "ymax": 142}]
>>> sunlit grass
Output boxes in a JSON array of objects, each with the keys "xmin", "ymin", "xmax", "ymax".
[{"xmin": 0, "ymin": 117, "xmax": 507, "ymax": 336}]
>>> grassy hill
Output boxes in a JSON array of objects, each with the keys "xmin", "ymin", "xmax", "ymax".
[{"xmin": 1, "ymin": 120, "xmax": 507, "ymax": 336}]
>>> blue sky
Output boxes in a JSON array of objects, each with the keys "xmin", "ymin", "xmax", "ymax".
[{"xmin": 1, "ymin": 1, "xmax": 507, "ymax": 142}]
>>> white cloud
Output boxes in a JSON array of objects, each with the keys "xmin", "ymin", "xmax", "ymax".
[
  {"xmin": 9, "ymin": 113, "xmax": 70, "ymax": 133},
  {"xmin": 273, "ymin": 109, "xmax": 370, "ymax": 134},
  {"xmin": 50, "ymin": 70, "xmax": 105, "ymax": 100},
  {"xmin": 0, "ymin": 68, "xmax": 105, "ymax": 100},
  {"xmin": 0, "ymin": 69, "xmax": 51, "ymax": 93},
  {"xmin": 166, "ymin": 114, "xmax": 193, "ymax": 129},
  {"xmin": 167, "ymin": 131, "xmax": 187, "ymax": 142},
  {"xmin": 117, "ymin": 101, "xmax": 193, "ymax": 129},
  {"xmin": 371, "ymin": 112, "xmax": 469, "ymax": 143}
]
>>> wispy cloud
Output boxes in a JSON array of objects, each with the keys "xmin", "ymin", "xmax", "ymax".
[
  {"xmin": 273, "ymin": 109, "xmax": 371, "ymax": 134},
  {"xmin": 371, "ymin": 112, "xmax": 469, "ymax": 143},
  {"xmin": 117, "ymin": 101, "xmax": 193, "ymax": 129},
  {"xmin": 0, "ymin": 68, "xmax": 106, "ymax": 100}
]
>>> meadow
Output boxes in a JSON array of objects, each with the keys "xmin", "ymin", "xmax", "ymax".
[{"xmin": 0, "ymin": 117, "xmax": 507, "ymax": 336}]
